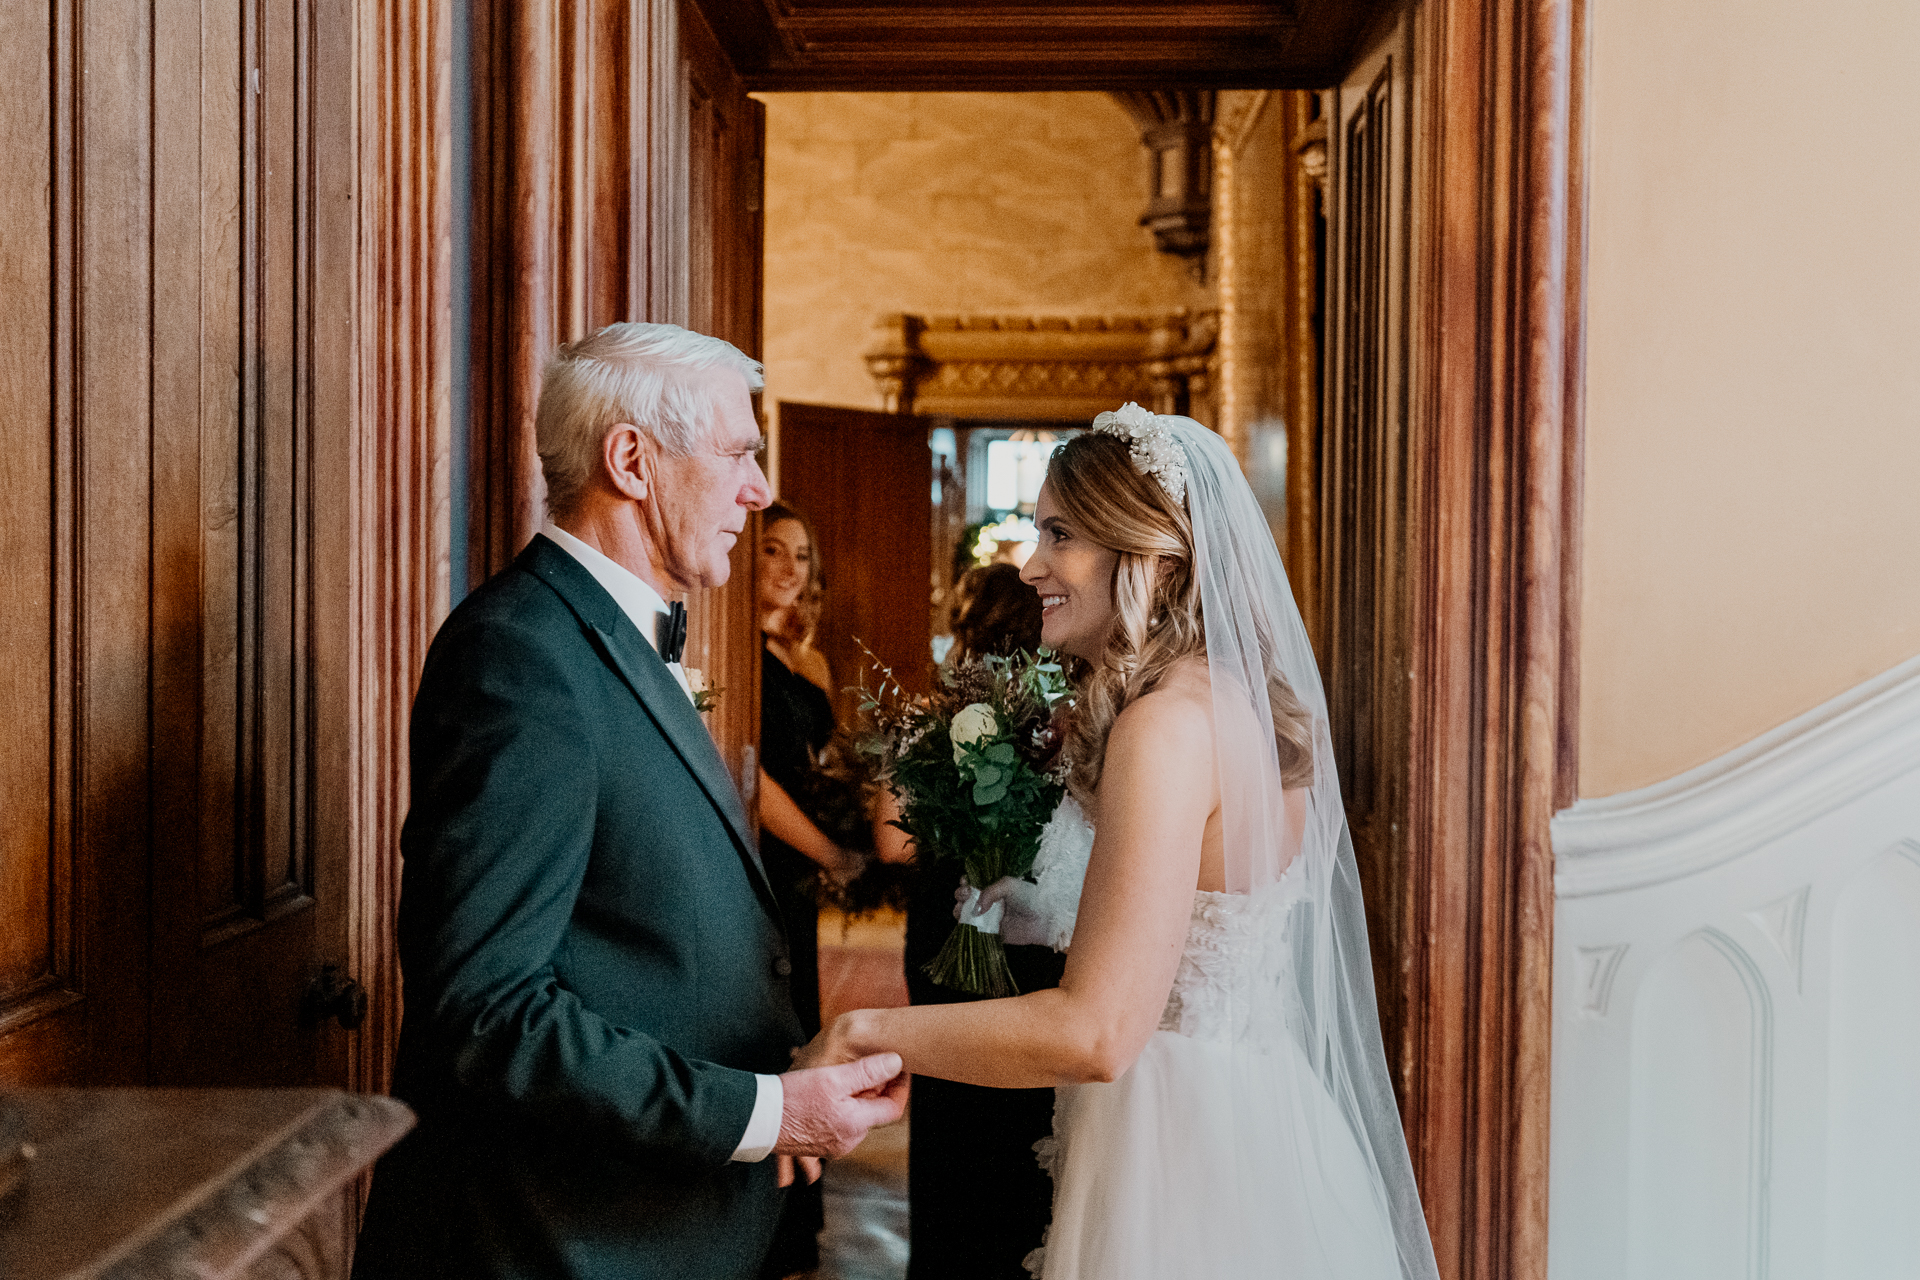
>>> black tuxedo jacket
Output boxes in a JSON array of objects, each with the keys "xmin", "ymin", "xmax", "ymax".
[{"xmin": 353, "ymin": 535, "xmax": 803, "ymax": 1279}]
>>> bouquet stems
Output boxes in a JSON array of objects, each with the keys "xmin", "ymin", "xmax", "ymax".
[{"xmin": 923, "ymin": 922, "xmax": 1019, "ymax": 998}]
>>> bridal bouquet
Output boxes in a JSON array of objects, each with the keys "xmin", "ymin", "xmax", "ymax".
[{"xmin": 859, "ymin": 648, "xmax": 1072, "ymax": 996}]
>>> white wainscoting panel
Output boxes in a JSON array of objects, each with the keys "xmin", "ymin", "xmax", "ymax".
[{"xmin": 1550, "ymin": 654, "xmax": 1920, "ymax": 1280}]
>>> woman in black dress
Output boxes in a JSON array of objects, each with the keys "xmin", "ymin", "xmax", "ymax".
[
  {"xmin": 903, "ymin": 562, "xmax": 1064, "ymax": 1280},
  {"xmin": 756, "ymin": 502, "xmax": 860, "ymax": 1280}
]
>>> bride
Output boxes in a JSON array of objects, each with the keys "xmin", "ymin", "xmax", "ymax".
[{"xmin": 804, "ymin": 405, "xmax": 1441, "ymax": 1279}]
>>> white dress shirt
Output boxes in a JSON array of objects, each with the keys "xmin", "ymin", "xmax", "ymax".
[{"xmin": 540, "ymin": 522, "xmax": 785, "ymax": 1164}]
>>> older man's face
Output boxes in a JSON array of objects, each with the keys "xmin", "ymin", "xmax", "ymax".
[{"xmin": 647, "ymin": 368, "xmax": 771, "ymax": 591}]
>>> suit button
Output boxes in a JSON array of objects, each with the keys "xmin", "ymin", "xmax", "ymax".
[{"xmin": 772, "ymin": 955, "xmax": 793, "ymax": 979}]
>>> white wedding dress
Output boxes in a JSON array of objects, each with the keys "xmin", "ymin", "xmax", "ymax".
[{"xmin": 1019, "ymin": 799, "xmax": 1404, "ymax": 1280}]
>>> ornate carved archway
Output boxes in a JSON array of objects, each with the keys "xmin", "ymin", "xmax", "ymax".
[{"xmin": 863, "ymin": 311, "xmax": 1219, "ymax": 425}]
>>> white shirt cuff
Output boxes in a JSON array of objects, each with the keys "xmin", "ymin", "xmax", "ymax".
[{"xmin": 730, "ymin": 1073, "xmax": 784, "ymax": 1162}]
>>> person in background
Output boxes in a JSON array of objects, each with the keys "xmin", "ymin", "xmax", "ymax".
[
  {"xmin": 896, "ymin": 561, "xmax": 1064, "ymax": 1280},
  {"xmin": 756, "ymin": 500, "xmax": 861, "ymax": 1280}
]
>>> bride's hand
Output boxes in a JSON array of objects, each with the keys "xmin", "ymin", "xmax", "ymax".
[
  {"xmin": 955, "ymin": 876, "xmax": 1052, "ymax": 949},
  {"xmin": 791, "ymin": 1012, "xmax": 865, "ymax": 1071}
]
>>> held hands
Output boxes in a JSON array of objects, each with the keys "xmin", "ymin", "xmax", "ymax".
[
  {"xmin": 774, "ymin": 1050, "xmax": 907, "ymax": 1167},
  {"xmin": 824, "ymin": 845, "xmax": 866, "ymax": 889},
  {"xmin": 956, "ymin": 876, "xmax": 1052, "ymax": 948}
]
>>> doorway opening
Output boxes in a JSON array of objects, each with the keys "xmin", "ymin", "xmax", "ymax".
[{"xmin": 756, "ymin": 87, "xmax": 1339, "ymax": 1278}]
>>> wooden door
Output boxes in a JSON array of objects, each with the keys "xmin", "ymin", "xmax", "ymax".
[
  {"xmin": 776, "ymin": 404, "xmax": 935, "ymax": 719},
  {"xmin": 144, "ymin": 0, "xmax": 361, "ymax": 1089},
  {"xmin": 0, "ymin": 0, "xmax": 371, "ymax": 1089}
]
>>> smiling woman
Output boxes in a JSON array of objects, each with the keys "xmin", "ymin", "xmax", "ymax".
[{"xmin": 755, "ymin": 499, "xmax": 864, "ymax": 1279}]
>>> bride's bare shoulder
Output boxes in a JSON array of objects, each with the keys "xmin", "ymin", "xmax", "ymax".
[{"xmin": 1108, "ymin": 658, "xmax": 1213, "ymax": 758}]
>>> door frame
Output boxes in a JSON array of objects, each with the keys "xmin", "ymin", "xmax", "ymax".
[
  {"xmin": 452, "ymin": 1, "xmax": 1589, "ymax": 1275},
  {"xmin": 1394, "ymin": 0, "xmax": 1586, "ymax": 1276}
]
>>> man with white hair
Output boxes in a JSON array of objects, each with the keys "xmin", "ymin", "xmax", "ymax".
[{"xmin": 353, "ymin": 323, "xmax": 905, "ymax": 1278}]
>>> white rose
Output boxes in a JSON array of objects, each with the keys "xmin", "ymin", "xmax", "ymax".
[
  {"xmin": 949, "ymin": 703, "xmax": 999, "ymax": 763},
  {"xmin": 684, "ymin": 667, "xmax": 709, "ymax": 694}
]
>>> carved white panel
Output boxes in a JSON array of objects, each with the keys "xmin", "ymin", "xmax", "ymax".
[
  {"xmin": 1549, "ymin": 654, "xmax": 1920, "ymax": 1280},
  {"xmin": 1745, "ymin": 886, "xmax": 1809, "ymax": 988},
  {"xmin": 1825, "ymin": 845, "xmax": 1920, "ymax": 1278},
  {"xmin": 1627, "ymin": 932, "xmax": 1767, "ymax": 1280}
]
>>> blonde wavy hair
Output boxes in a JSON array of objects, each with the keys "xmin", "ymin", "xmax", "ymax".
[{"xmin": 1047, "ymin": 431, "xmax": 1315, "ymax": 802}]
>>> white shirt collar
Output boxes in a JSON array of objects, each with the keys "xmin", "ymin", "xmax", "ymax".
[{"xmin": 540, "ymin": 521, "xmax": 672, "ymax": 655}]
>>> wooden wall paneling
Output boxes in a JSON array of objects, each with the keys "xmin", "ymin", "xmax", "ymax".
[
  {"xmin": 469, "ymin": 0, "xmax": 674, "ymax": 580},
  {"xmin": 681, "ymin": 0, "xmax": 766, "ymax": 790},
  {"xmin": 64, "ymin": 0, "xmax": 159, "ymax": 1089},
  {"xmin": 642, "ymin": 0, "xmax": 688, "ymax": 326},
  {"xmin": 1555, "ymin": 0, "xmax": 1589, "ymax": 814},
  {"xmin": 0, "ymin": 0, "xmax": 149, "ymax": 1086},
  {"xmin": 0, "ymin": 0, "xmax": 67, "ymax": 1071},
  {"xmin": 1397, "ymin": 0, "xmax": 1579, "ymax": 1275},
  {"xmin": 1285, "ymin": 91, "xmax": 1327, "ymax": 654},
  {"xmin": 313, "ymin": 0, "xmax": 365, "ymax": 1099},
  {"xmin": 469, "ymin": 0, "xmax": 766, "ymax": 794},
  {"xmin": 1322, "ymin": 15, "xmax": 1416, "ymax": 1135},
  {"xmin": 506, "ymin": 0, "xmax": 558, "ymax": 551},
  {"xmin": 347, "ymin": 0, "xmax": 452, "ymax": 1097},
  {"xmin": 467, "ymin": 0, "xmax": 516, "ymax": 587}
]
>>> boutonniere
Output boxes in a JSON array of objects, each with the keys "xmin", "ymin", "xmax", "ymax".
[{"xmin": 685, "ymin": 667, "xmax": 722, "ymax": 714}]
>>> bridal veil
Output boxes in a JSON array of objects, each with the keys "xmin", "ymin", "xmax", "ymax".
[{"xmin": 1174, "ymin": 416, "xmax": 1440, "ymax": 1279}]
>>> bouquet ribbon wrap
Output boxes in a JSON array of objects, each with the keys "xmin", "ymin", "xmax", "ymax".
[{"xmin": 957, "ymin": 886, "xmax": 1004, "ymax": 936}]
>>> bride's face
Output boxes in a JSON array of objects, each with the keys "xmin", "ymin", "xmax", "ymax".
[{"xmin": 1021, "ymin": 483, "xmax": 1119, "ymax": 662}]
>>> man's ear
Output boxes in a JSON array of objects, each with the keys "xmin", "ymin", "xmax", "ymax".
[{"xmin": 603, "ymin": 423, "xmax": 653, "ymax": 503}]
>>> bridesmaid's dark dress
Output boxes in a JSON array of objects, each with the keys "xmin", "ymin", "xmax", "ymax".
[
  {"xmin": 757, "ymin": 641, "xmax": 834, "ymax": 1278},
  {"xmin": 905, "ymin": 870, "xmax": 1067, "ymax": 1280}
]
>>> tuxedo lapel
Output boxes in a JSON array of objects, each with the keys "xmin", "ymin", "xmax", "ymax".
[{"xmin": 520, "ymin": 538, "xmax": 780, "ymax": 923}]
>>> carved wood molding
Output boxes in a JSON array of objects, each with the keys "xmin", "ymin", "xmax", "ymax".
[
  {"xmin": 864, "ymin": 312, "xmax": 1218, "ymax": 423},
  {"xmin": 1398, "ymin": 0, "xmax": 1584, "ymax": 1276}
]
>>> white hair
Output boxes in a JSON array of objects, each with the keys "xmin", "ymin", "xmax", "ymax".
[{"xmin": 535, "ymin": 322, "xmax": 764, "ymax": 517}]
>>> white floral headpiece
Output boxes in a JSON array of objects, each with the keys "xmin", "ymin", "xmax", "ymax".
[{"xmin": 1091, "ymin": 402, "xmax": 1188, "ymax": 506}]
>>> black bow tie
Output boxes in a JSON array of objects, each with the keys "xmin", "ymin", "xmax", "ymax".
[{"xmin": 656, "ymin": 601, "xmax": 687, "ymax": 665}]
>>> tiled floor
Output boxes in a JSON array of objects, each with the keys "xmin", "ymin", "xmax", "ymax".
[{"xmin": 813, "ymin": 909, "xmax": 913, "ymax": 1280}]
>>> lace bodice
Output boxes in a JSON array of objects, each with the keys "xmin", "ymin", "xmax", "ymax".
[
  {"xmin": 1158, "ymin": 878, "xmax": 1307, "ymax": 1043},
  {"xmin": 1026, "ymin": 797, "xmax": 1309, "ymax": 1046}
]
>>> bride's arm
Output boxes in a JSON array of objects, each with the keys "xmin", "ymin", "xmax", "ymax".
[{"xmin": 818, "ymin": 687, "xmax": 1214, "ymax": 1089}]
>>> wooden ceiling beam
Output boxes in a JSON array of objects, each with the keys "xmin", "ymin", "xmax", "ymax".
[{"xmin": 689, "ymin": 0, "xmax": 1388, "ymax": 92}]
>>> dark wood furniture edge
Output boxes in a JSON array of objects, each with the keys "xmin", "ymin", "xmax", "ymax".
[{"xmin": 51, "ymin": 1091, "xmax": 412, "ymax": 1280}]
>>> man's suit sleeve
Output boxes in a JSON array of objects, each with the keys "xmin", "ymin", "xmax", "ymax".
[{"xmin": 400, "ymin": 616, "xmax": 761, "ymax": 1168}]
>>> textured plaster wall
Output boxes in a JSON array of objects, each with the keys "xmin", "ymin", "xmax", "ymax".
[
  {"xmin": 1579, "ymin": 0, "xmax": 1920, "ymax": 795},
  {"xmin": 758, "ymin": 92, "xmax": 1213, "ymax": 419}
]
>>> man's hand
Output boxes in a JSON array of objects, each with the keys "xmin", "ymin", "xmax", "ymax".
[
  {"xmin": 776, "ymin": 1154, "xmax": 822, "ymax": 1187},
  {"xmin": 773, "ymin": 1052, "xmax": 908, "ymax": 1159}
]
